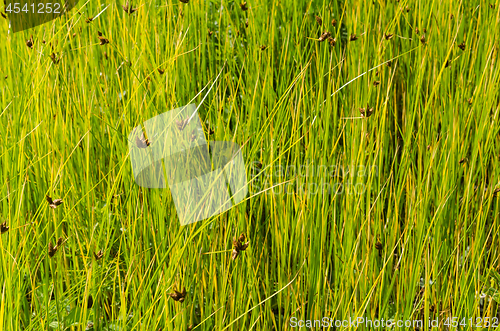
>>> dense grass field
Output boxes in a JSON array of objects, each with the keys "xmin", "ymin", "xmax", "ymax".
[{"xmin": 1, "ymin": 0, "xmax": 500, "ymax": 330}]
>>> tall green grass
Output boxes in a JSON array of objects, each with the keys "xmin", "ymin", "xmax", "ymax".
[{"xmin": 1, "ymin": 0, "xmax": 499, "ymax": 330}]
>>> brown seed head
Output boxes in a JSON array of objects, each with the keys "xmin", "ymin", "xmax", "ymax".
[
  {"xmin": 231, "ymin": 248, "xmax": 239, "ymax": 260},
  {"xmin": 176, "ymin": 118, "xmax": 189, "ymax": 131},
  {"xmin": 169, "ymin": 287, "xmax": 187, "ymax": 302},
  {"xmin": 240, "ymin": 1, "xmax": 247, "ymax": 10},
  {"xmin": 238, "ymin": 233, "xmax": 246, "ymax": 242},
  {"xmin": 315, "ymin": 15, "xmax": 322, "ymax": 26},
  {"xmin": 26, "ymin": 36, "xmax": 33, "ymax": 49},
  {"xmin": 0, "ymin": 221, "xmax": 8, "ymax": 234},
  {"xmin": 50, "ymin": 53, "xmax": 60, "ymax": 64},
  {"xmin": 48, "ymin": 237, "xmax": 64, "ymax": 258},
  {"xmin": 232, "ymin": 234, "xmax": 250, "ymax": 260},
  {"xmin": 56, "ymin": 237, "xmax": 64, "ymax": 246},
  {"xmin": 94, "ymin": 249, "xmax": 104, "ymax": 260},
  {"xmin": 136, "ymin": 132, "xmax": 150, "ymax": 148},
  {"xmin": 99, "ymin": 36, "xmax": 109, "ymax": 45},
  {"xmin": 318, "ymin": 31, "xmax": 331, "ymax": 42},
  {"xmin": 122, "ymin": 2, "xmax": 138, "ymax": 14},
  {"xmin": 46, "ymin": 195, "xmax": 63, "ymax": 209},
  {"xmin": 48, "ymin": 242, "xmax": 57, "ymax": 257},
  {"xmin": 359, "ymin": 105, "xmax": 374, "ymax": 118}
]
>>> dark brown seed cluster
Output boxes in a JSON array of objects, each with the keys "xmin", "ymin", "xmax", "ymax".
[
  {"xmin": 458, "ymin": 41, "xmax": 465, "ymax": 51},
  {"xmin": 94, "ymin": 249, "xmax": 104, "ymax": 260},
  {"xmin": 46, "ymin": 195, "xmax": 63, "ymax": 209},
  {"xmin": 136, "ymin": 132, "xmax": 151, "ymax": 148},
  {"xmin": 373, "ymin": 81, "xmax": 380, "ymax": 86},
  {"xmin": 359, "ymin": 105, "xmax": 374, "ymax": 118},
  {"xmin": 176, "ymin": 118, "xmax": 189, "ymax": 131},
  {"xmin": 157, "ymin": 68, "xmax": 165, "ymax": 74},
  {"xmin": 97, "ymin": 31, "xmax": 109, "ymax": 45},
  {"xmin": 260, "ymin": 45, "xmax": 267, "ymax": 50},
  {"xmin": 122, "ymin": 1, "xmax": 138, "ymax": 14},
  {"xmin": 50, "ymin": 53, "xmax": 60, "ymax": 65},
  {"xmin": 327, "ymin": 37, "xmax": 336, "ymax": 47},
  {"xmin": 169, "ymin": 287, "xmax": 187, "ymax": 302},
  {"xmin": 48, "ymin": 237, "xmax": 65, "ymax": 258},
  {"xmin": 375, "ymin": 241, "xmax": 383, "ymax": 251},
  {"xmin": 331, "ymin": 18, "xmax": 337, "ymax": 26},
  {"xmin": 384, "ymin": 33, "xmax": 393, "ymax": 40},
  {"xmin": 232, "ymin": 233, "xmax": 250, "ymax": 260},
  {"xmin": 0, "ymin": 221, "xmax": 8, "ymax": 234},
  {"xmin": 240, "ymin": 1, "xmax": 248, "ymax": 11},
  {"xmin": 420, "ymin": 35, "xmax": 426, "ymax": 45},
  {"xmin": 350, "ymin": 33, "xmax": 358, "ymax": 41},
  {"xmin": 318, "ymin": 31, "xmax": 331, "ymax": 42},
  {"xmin": 85, "ymin": 17, "xmax": 93, "ymax": 23},
  {"xmin": 459, "ymin": 157, "xmax": 467, "ymax": 165},
  {"xmin": 315, "ymin": 15, "xmax": 322, "ymax": 26},
  {"xmin": 26, "ymin": 35, "xmax": 34, "ymax": 49}
]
